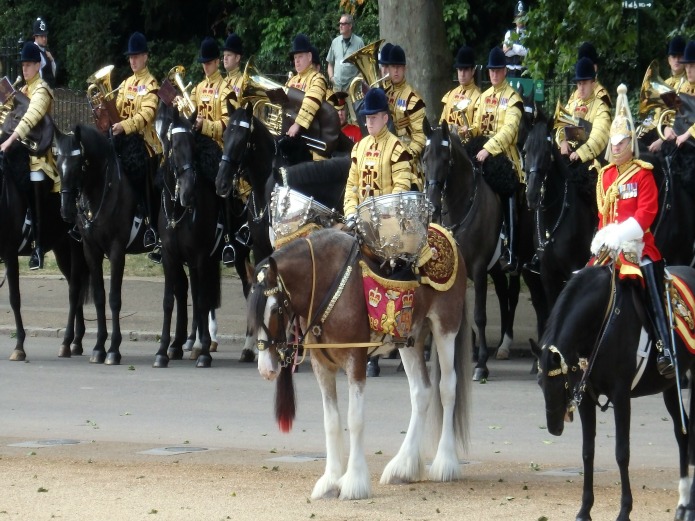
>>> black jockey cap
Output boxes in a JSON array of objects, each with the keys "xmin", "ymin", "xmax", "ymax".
[
  {"xmin": 223, "ymin": 33, "xmax": 243, "ymax": 55},
  {"xmin": 573, "ymin": 57, "xmax": 596, "ymax": 81},
  {"xmin": 20, "ymin": 41, "xmax": 41, "ymax": 63},
  {"xmin": 389, "ymin": 45, "xmax": 406, "ymax": 66},
  {"xmin": 577, "ymin": 41, "xmax": 600, "ymax": 64},
  {"xmin": 514, "ymin": 1, "xmax": 527, "ymax": 19},
  {"xmin": 487, "ymin": 47, "xmax": 506, "ymax": 69},
  {"xmin": 359, "ymin": 88, "xmax": 389, "ymax": 115},
  {"xmin": 379, "ymin": 42, "xmax": 393, "ymax": 66},
  {"xmin": 289, "ymin": 34, "xmax": 312, "ymax": 56},
  {"xmin": 668, "ymin": 35, "xmax": 686, "ymax": 57},
  {"xmin": 328, "ymin": 91, "xmax": 349, "ymax": 110},
  {"xmin": 198, "ymin": 37, "xmax": 220, "ymax": 63},
  {"xmin": 454, "ymin": 45, "xmax": 475, "ymax": 68},
  {"xmin": 310, "ymin": 45, "xmax": 320, "ymax": 65},
  {"xmin": 125, "ymin": 32, "xmax": 148, "ymax": 56},
  {"xmin": 680, "ymin": 41, "xmax": 695, "ymax": 64},
  {"xmin": 33, "ymin": 17, "xmax": 48, "ymax": 36}
]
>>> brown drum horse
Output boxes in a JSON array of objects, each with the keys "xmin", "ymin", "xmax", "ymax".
[{"xmin": 246, "ymin": 228, "xmax": 472, "ymax": 499}]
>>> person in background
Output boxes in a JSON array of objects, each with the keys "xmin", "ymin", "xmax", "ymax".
[
  {"xmin": 329, "ymin": 91, "xmax": 361, "ymax": 143},
  {"xmin": 326, "ymin": 13, "xmax": 365, "ymax": 92},
  {"xmin": 502, "ymin": 1, "xmax": 528, "ymax": 78},
  {"xmin": 32, "ymin": 17, "xmax": 56, "ymax": 88},
  {"xmin": 574, "ymin": 41, "xmax": 611, "ymax": 108}
]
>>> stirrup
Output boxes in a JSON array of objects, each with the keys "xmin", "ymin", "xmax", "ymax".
[
  {"xmin": 29, "ymin": 248, "xmax": 44, "ymax": 270},
  {"xmin": 147, "ymin": 245, "xmax": 162, "ymax": 264},
  {"xmin": 499, "ymin": 252, "xmax": 519, "ymax": 275},
  {"xmin": 68, "ymin": 226, "xmax": 82, "ymax": 242},
  {"xmin": 523, "ymin": 254, "xmax": 541, "ymax": 275},
  {"xmin": 657, "ymin": 352, "xmax": 676, "ymax": 379},
  {"xmin": 222, "ymin": 243, "xmax": 236, "ymax": 266},
  {"xmin": 143, "ymin": 228, "xmax": 157, "ymax": 248}
]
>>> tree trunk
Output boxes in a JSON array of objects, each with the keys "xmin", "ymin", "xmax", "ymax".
[{"xmin": 378, "ymin": 0, "xmax": 451, "ymax": 126}]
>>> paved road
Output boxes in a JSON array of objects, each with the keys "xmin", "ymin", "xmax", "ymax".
[{"xmin": 0, "ymin": 272, "xmax": 684, "ymax": 490}]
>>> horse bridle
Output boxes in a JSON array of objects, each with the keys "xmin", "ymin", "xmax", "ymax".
[
  {"xmin": 58, "ymin": 139, "xmax": 118, "ymax": 229},
  {"xmin": 219, "ymin": 117, "xmax": 255, "ymax": 201},
  {"xmin": 168, "ymin": 126, "xmax": 197, "ymax": 203}
]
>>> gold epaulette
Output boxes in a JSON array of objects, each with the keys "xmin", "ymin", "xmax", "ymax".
[{"xmin": 632, "ymin": 159, "xmax": 653, "ymax": 170}]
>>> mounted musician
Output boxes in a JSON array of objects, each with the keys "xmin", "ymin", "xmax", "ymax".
[
  {"xmin": 189, "ymin": 37, "xmax": 238, "ymax": 266},
  {"xmin": 645, "ymin": 35, "xmax": 686, "ymax": 153},
  {"xmin": 589, "ymin": 84, "xmax": 675, "ymax": 378},
  {"xmin": 383, "ymin": 45, "xmax": 426, "ymax": 188},
  {"xmin": 573, "ymin": 42, "xmax": 612, "ymax": 108},
  {"xmin": 439, "ymin": 45, "xmax": 480, "ymax": 143},
  {"xmin": 661, "ymin": 40, "xmax": 695, "ymax": 149},
  {"xmin": 286, "ymin": 34, "xmax": 329, "ymax": 160},
  {"xmin": 556, "ymin": 57, "xmax": 611, "ymax": 168},
  {"xmin": 0, "ymin": 41, "xmax": 58, "ymax": 270},
  {"xmin": 112, "ymin": 32, "xmax": 162, "ymax": 259},
  {"xmin": 468, "ymin": 46, "xmax": 524, "ymax": 274},
  {"xmin": 222, "ymin": 33, "xmax": 244, "ymax": 101}
]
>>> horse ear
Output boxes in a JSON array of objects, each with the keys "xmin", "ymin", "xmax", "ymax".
[
  {"xmin": 227, "ymin": 99, "xmax": 235, "ymax": 118},
  {"xmin": 245, "ymin": 259, "xmax": 255, "ymax": 283},
  {"xmin": 423, "ymin": 121, "xmax": 432, "ymax": 139},
  {"xmin": 188, "ymin": 109, "xmax": 198, "ymax": 126},
  {"xmin": 440, "ymin": 119, "xmax": 448, "ymax": 139},
  {"xmin": 266, "ymin": 258, "xmax": 279, "ymax": 287},
  {"xmin": 74, "ymin": 124, "xmax": 81, "ymax": 142},
  {"xmin": 245, "ymin": 102, "xmax": 253, "ymax": 119}
]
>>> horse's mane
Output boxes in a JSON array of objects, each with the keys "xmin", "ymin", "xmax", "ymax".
[
  {"xmin": 284, "ymin": 156, "xmax": 350, "ymax": 187},
  {"xmin": 525, "ymin": 111, "xmax": 550, "ymax": 152},
  {"xmin": 465, "ymin": 136, "xmax": 518, "ymax": 197},
  {"xmin": 664, "ymin": 140, "xmax": 695, "ymax": 196},
  {"xmin": 542, "ymin": 266, "xmax": 611, "ymax": 343},
  {"xmin": 194, "ymin": 133, "xmax": 222, "ymax": 183}
]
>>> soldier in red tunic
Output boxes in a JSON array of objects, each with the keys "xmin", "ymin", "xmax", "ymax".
[{"xmin": 590, "ymin": 84, "xmax": 674, "ymax": 378}]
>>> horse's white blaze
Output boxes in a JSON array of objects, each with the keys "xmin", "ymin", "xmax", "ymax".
[{"xmin": 256, "ymin": 296, "xmax": 278, "ymax": 380}]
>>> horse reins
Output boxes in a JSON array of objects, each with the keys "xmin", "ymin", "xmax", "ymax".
[{"xmin": 161, "ymin": 126, "xmax": 196, "ymax": 229}]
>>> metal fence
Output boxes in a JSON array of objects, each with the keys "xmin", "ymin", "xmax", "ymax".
[{"xmin": 53, "ymin": 89, "xmax": 93, "ymax": 132}]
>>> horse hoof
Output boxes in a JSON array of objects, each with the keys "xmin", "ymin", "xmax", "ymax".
[
  {"xmin": 152, "ymin": 355, "xmax": 169, "ymax": 368},
  {"xmin": 495, "ymin": 347, "xmax": 510, "ymax": 360},
  {"xmin": 367, "ymin": 364, "xmax": 380, "ymax": 377},
  {"xmin": 90, "ymin": 350, "xmax": 106, "ymax": 364},
  {"xmin": 473, "ymin": 367, "xmax": 489, "ymax": 382},
  {"xmin": 239, "ymin": 348, "xmax": 256, "ymax": 363},
  {"xmin": 104, "ymin": 352, "xmax": 121, "ymax": 365},
  {"xmin": 71, "ymin": 343, "xmax": 83, "ymax": 356},
  {"xmin": 674, "ymin": 504, "xmax": 685, "ymax": 521},
  {"xmin": 168, "ymin": 348, "xmax": 183, "ymax": 360},
  {"xmin": 209, "ymin": 341, "xmax": 218, "ymax": 353},
  {"xmin": 189, "ymin": 348, "xmax": 200, "ymax": 361},
  {"xmin": 9, "ymin": 349, "xmax": 26, "ymax": 362},
  {"xmin": 58, "ymin": 344, "xmax": 72, "ymax": 358},
  {"xmin": 195, "ymin": 355, "xmax": 212, "ymax": 368}
]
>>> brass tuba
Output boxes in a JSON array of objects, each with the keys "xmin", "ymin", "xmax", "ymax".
[
  {"xmin": 86, "ymin": 64, "xmax": 121, "ymax": 130},
  {"xmin": 344, "ymin": 39, "xmax": 387, "ymax": 102},
  {"xmin": 239, "ymin": 57, "xmax": 287, "ymax": 134},
  {"xmin": 636, "ymin": 60, "xmax": 680, "ymax": 140},
  {"xmin": 167, "ymin": 65, "xmax": 196, "ymax": 118}
]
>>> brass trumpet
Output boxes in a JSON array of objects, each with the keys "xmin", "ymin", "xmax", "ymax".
[{"xmin": 168, "ymin": 65, "xmax": 196, "ymax": 118}]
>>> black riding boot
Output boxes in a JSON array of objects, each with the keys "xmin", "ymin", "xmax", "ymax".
[
  {"xmin": 29, "ymin": 180, "xmax": 45, "ymax": 270},
  {"xmin": 642, "ymin": 260, "xmax": 676, "ymax": 379},
  {"xmin": 499, "ymin": 194, "xmax": 518, "ymax": 275}
]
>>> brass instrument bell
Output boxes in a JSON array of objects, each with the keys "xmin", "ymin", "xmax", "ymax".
[
  {"xmin": 167, "ymin": 65, "xmax": 196, "ymax": 118},
  {"xmin": 637, "ymin": 60, "xmax": 680, "ymax": 140}
]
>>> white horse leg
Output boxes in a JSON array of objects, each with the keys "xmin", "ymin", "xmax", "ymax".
[
  {"xmin": 428, "ymin": 328, "xmax": 462, "ymax": 482},
  {"xmin": 678, "ymin": 476, "xmax": 691, "ymax": 512},
  {"xmin": 380, "ymin": 344, "xmax": 430, "ymax": 484},
  {"xmin": 208, "ymin": 310, "xmax": 218, "ymax": 352},
  {"xmin": 495, "ymin": 333, "xmax": 513, "ymax": 360},
  {"xmin": 311, "ymin": 359, "xmax": 345, "ymax": 499},
  {"xmin": 338, "ymin": 374, "xmax": 370, "ymax": 499}
]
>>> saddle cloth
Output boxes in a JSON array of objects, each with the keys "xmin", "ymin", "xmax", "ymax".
[
  {"xmin": 359, "ymin": 223, "xmax": 459, "ymax": 339},
  {"xmin": 670, "ymin": 273, "xmax": 695, "ymax": 354}
]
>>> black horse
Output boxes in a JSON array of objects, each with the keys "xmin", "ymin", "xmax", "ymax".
[
  {"xmin": 0, "ymin": 139, "xmax": 87, "ymax": 361},
  {"xmin": 216, "ymin": 105, "xmax": 350, "ymax": 361},
  {"xmin": 55, "ymin": 124, "xmax": 153, "ymax": 365},
  {"xmin": 646, "ymin": 142, "xmax": 695, "ymax": 266},
  {"xmin": 423, "ymin": 122, "xmax": 547, "ymax": 380},
  {"xmin": 152, "ymin": 108, "xmax": 222, "ymax": 368},
  {"xmin": 532, "ymin": 264, "xmax": 695, "ymax": 521},
  {"xmin": 524, "ymin": 109, "xmax": 598, "ymax": 307}
]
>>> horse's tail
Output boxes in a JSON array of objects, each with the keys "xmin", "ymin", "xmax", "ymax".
[{"xmin": 275, "ymin": 365, "xmax": 296, "ymax": 433}]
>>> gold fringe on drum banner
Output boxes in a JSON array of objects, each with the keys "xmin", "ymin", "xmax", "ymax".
[{"xmin": 273, "ymin": 223, "xmax": 323, "ymax": 249}]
